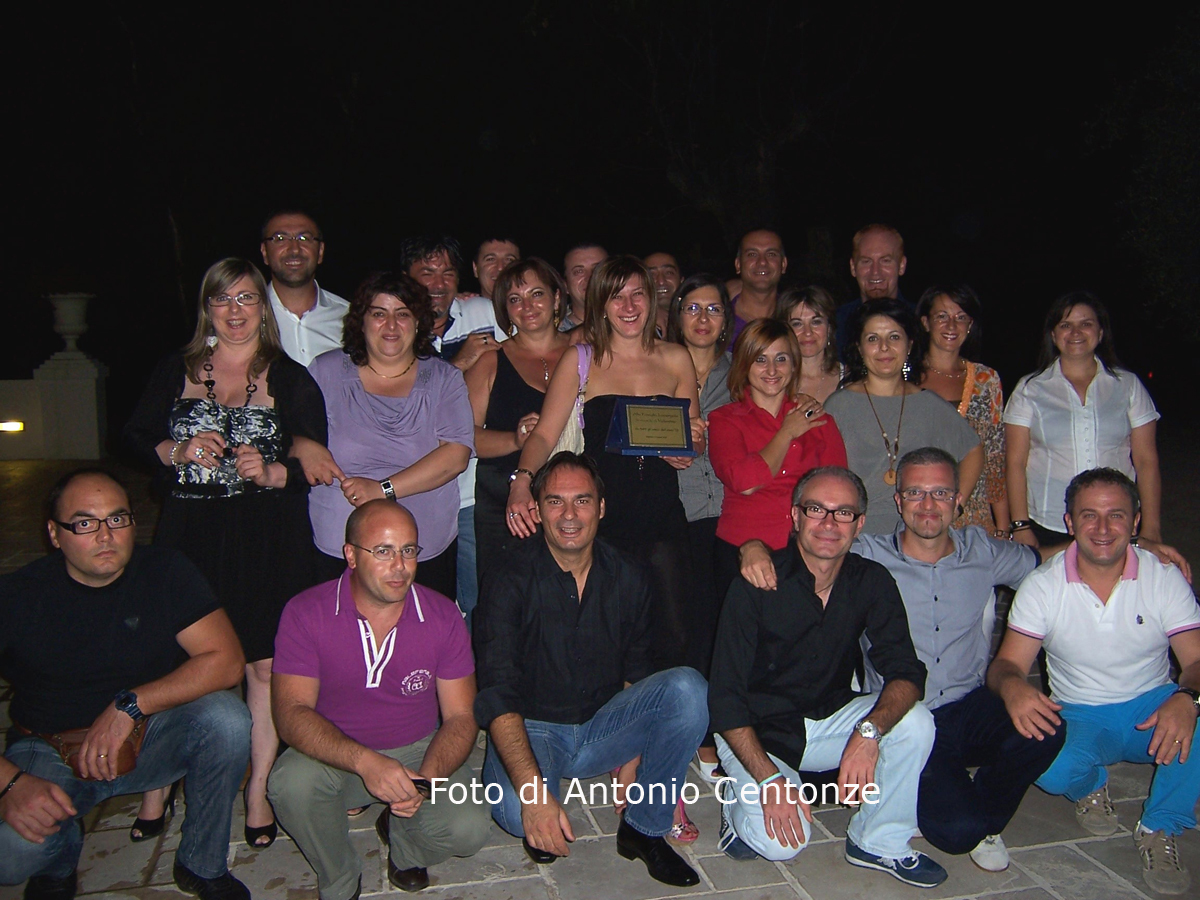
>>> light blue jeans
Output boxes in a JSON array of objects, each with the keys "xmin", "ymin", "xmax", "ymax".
[
  {"xmin": 483, "ymin": 668, "xmax": 708, "ymax": 837},
  {"xmin": 1, "ymin": 691, "xmax": 250, "ymax": 884},
  {"xmin": 1036, "ymin": 683, "xmax": 1200, "ymax": 835},
  {"xmin": 716, "ymin": 694, "xmax": 935, "ymax": 861}
]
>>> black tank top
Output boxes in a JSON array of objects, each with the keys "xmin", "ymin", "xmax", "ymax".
[{"xmin": 481, "ymin": 348, "xmax": 548, "ymax": 473}]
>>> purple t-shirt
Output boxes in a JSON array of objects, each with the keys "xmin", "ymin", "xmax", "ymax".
[
  {"xmin": 307, "ymin": 351, "xmax": 475, "ymax": 560},
  {"xmin": 273, "ymin": 571, "xmax": 474, "ymax": 750}
]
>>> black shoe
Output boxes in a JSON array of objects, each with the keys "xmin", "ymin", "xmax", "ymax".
[
  {"xmin": 375, "ymin": 808, "xmax": 430, "ymax": 892},
  {"xmin": 172, "ymin": 862, "xmax": 250, "ymax": 900},
  {"xmin": 130, "ymin": 780, "xmax": 179, "ymax": 843},
  {"xmin": 24, "ymin": 872, "xmax": 77, "ymax": 900},
  {"xmin": 522, "ymin": 837, "xmax": 558, "ymax": 864},
  {"xmin": 244, "ymin": 819, "xmax": 278, "ymax": 850},
  {"xmin": 616, "ymin": 819, "xmax": 700, "ymax": 887}
]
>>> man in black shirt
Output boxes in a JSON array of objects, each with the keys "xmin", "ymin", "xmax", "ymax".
[
  {"xmin": 0, "ymin": 470, "xmax": 252, "ymax": 900},
  {"xmin": 474, "ymin": 453, "xmax": 707, "ymax": 888},
  {"xmin": 709, "ymin": 466, "xmax": 947, "ymax": 888}
]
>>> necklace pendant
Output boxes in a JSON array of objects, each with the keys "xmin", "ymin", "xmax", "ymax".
[{"xmin": 884, "ymin": 468, "xmax": 896, "ymax": 486}]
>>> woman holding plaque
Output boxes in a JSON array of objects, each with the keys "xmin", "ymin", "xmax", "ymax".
[
  {"xmin": 505, "ymin": 255, "xmax": 701, "ymax": 671},
  {"xmin": 823, "ymin": 298, "xmax": 983, "ymax": 535}
]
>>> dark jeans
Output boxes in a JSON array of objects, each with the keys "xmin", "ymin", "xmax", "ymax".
[
  {"xmin": 918, "ymin": 686, "xmax": 1065, "ymax": 854},
  {"xmin": 1, "ymin": 691, "xmax": 251, "ymax": 883}
]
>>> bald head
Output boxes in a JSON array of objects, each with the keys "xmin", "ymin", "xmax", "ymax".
[{"xmin": 345, "ymin": 500, "xmax": 417, "ymax": 548}]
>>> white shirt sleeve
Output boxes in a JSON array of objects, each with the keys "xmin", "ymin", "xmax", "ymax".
[
  {"xmin": 1002, "ymin": 375, "xmax": 1034, "ymax": 427},
  {"xmin": 1006, "ymin": 562, "xmax": 1055, "ymax": 640},
  {"xmin": 1124, "ymin": 372, "xmax": 1160, "ymax": 430}
]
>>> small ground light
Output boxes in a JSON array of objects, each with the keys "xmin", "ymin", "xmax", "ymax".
[{"xmin": 0, "ymin": 421, "xmax": 24, "ymax": 432}]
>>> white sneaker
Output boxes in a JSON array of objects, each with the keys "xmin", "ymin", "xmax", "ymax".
[{"xmin": 969, "ymin": 834, "xmax": 1009, "ymax": 872}]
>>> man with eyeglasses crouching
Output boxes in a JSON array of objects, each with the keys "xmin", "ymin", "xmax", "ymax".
[
  {"xmin": 0, "ymin": 469, "xmax": 252, "ymax": 900},
  {"xmin": 268, "ymin": 500, "xmax": 489, "ymax": 899},
  {"xmin": 709, "ymin": 465, "xmax": 948, "ymax": 888}
]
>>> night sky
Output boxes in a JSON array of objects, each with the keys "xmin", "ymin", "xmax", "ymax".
[{"xmin": 7, "ymin": 3, "xmax": 1197, "ymax": 450}]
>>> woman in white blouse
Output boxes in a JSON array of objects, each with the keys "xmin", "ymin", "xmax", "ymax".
[{"xmin": 1003, "ymin": 292, "xmax": 1161, "ymax": 547}]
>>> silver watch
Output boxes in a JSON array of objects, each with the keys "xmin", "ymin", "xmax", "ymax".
[
  {"xmin": 855, "ymin": 719, "xmax": 881, "ymax": 740},
  {"xmin": 381, "ymin": 479, "xmax": 396, "ymax": 500}
]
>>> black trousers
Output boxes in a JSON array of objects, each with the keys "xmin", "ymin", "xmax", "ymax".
[{"xmin": 918, "ymin": 685, "xmax": 1066, "ymax": 854}]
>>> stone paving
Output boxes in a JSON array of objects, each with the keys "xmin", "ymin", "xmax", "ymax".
[{"xmin": 2, "ymin": 422, "xmax": 1198, "ymax": 900}]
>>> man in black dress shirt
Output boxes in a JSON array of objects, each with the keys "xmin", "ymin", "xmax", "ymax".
[
  {"xmin": 709, "ymin": 466, "xmax": 947, "ymax": 888},
  {"xmin": 474, "ymin": 452, "xmax": 707, "ymax": 888}
]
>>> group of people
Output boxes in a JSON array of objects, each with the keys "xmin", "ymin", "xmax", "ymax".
[{"xmin": 1, "ymin": 213, "xmax": 1196, "ymax": 900}]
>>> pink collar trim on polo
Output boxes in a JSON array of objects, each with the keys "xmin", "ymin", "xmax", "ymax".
[{"xmin": 1064, "ymin": 542, "xmax": 1139, "ymax": 584}]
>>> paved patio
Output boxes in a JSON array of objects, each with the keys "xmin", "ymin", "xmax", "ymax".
[{"xmin": 2, "ymin": 420, "xmax": 1198, "ymax": 900}]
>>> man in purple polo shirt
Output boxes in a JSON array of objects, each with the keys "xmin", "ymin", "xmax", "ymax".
[{"xmin": 269, "ymin": 501, "xmax": 489, "ymax": 898}]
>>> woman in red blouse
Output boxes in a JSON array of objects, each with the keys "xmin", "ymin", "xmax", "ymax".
[{"xmin": 708, "ymin": 318, "xmax": 847, "ymax": 595}]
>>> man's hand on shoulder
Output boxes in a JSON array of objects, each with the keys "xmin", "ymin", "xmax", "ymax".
[
  {"xmin": 357, "ymin": 752, "xmax": 426, "ymax": 817},
  {"xmin": 78, "ymin": 703, "xmax": 137, "ymax": 781},
  {"xmin": 1, "ymin": 773, "xmax": 77, "ymax": 843},
  {"xmin": 521, "ymin": 784, "xmax": 575, "ymax": 857},
  {"xmin": 452, "ymin": 333, "xmax": 500, "ymax": 373},
  {"xmin": 739, "ymin": 539, "xmax": 777, "ymax": 590},
  {"xmin": 1138, "ymin": 538, "xmax": 1192, "ymax": 584}
]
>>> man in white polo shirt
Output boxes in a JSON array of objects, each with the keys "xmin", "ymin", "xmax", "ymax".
[{"xmin": 988, "ymin": 467, "xmax": 1200, "ymax": 896}]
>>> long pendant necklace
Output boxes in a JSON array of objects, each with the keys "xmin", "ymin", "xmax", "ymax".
[
  {"xmin": 539, "ymin": 357, "xmax": 549, "ymax": 383},
  {"xmin": 203, "ymin": 358, "xmax": 257, "ymax": 406},
  {"xmin": 367, "ymin": 356, "xmax": 417, "ymax": 379},
  {"xmin": 864, "ymin": 384, "xmax": 906, "ymax": 486}
]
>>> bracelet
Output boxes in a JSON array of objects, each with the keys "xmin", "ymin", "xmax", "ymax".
[
  {"xmin": 0, "ymin": 770, "xmax": 22, "ymax": 800},
  {"xmin": 168, "ymin": 441, "xmax": 184, "ymax": 466},
  {"xmin": 758, "ymin": 773, "xmax": 783, "ymax": 791},
  {"xmin": 1009, "ymin": 520, "xmax": 1033, "ymax": 533},
  {"xmin": 509, "ymin": 467, "xmax": 535, "ymax": 484}
]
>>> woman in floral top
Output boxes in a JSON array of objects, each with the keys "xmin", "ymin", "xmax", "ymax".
[{"xmin": 917, "ymin": 284, "xmax": 1009, "ymax": 535}]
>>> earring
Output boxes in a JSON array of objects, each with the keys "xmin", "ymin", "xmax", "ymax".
[
  {"xmin": 206, "ymin": 334, "xmax": 218, "ymax": 348},
  {"xmin": 903, "ymin": 359, "xmax": 912, "ymax": 380}
]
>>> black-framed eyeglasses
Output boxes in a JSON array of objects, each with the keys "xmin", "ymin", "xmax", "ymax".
[
  {"xmin": 350, "ymin": 543, "xmax": 422, "ymax": 561},
  {"xmin": 265, "ymin": 232, "xmax": 322, "ymax": 244},
  {"xmin": 681, "ymin": 303, "xmax": 725, "ymax": 318},
  {"xmin": 798, "ymin": 504, "xmax": 861, "ymax": 523},
  {"xmin": 206, "ymin": 292, "xmax": 262, "ymax": 307},
  {"xmin": 899, "ymin": 488, "xmax": 956, "ymax": 503},
  {"xmin": 54, "ymin": 514, "xmax": 136, "ymax": 535}
]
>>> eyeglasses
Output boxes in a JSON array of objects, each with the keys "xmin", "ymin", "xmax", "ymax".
[
  {"xmin": 207, "ymin": 292, "xmax": 262, "ymax": 307},
  {"xmin": 54, "ymin": 514, "xmax": 136, "ymax": 534},
  {"xmin": 899, "ymin": 488, "xmax": 956, "ymax": 503},
  {"xmin": 350, "ymin": 543, "xmax": 422, "ymax": 561},
  {"xmin": 265, "ymin": 232, "xmax": 321, "ymax": 244},
  {"xmin": 928, "ymin": 312, "xmax": 971, "ymax": 326},
  {"xmin": 682, "ymin": 303, "xmax": 725, "ymax": 318},
  {"xmin": 797, "ymin": 504, "xmax": 862, "ymax": 523}
]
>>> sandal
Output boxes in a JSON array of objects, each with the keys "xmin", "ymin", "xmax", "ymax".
[
  {"xmin": 666, "ymin": 797, "xmax": 699, "ymax": 846},
  {"xmin": 244, "ymin": 788, "xmax": 278, "ymax": 849},
  {"xmin": 130, "ymin": 781, "xmax": 179, "ymax": 843}
]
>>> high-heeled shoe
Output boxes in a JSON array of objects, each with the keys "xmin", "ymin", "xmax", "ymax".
[
  {"xmin": 130, "ymin": 780, "xmax": 179, "ymax": 843},
  {"xmin": 665, "ymin": 797, "xmax": 699, "ymax": 846},
  {"xmin": 244, "ymin": 788, "xmax": 278, "ymax": 849}
]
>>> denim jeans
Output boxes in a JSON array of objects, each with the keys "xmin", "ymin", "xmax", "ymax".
[
  {"xmin": 716, "ymin": 694, "xmax": 935, "ymax": 861},
  {"xmin": 0, "ymin": 691, "xmax": 250, "ymax": 884},
  {"xmin": 1037, "ymin": 683, "xmax": 1200, "ymax": 835},
  {"xmin": 483, "ymin": 668, "xmax": 708, "ymax": 837},
  {"xmin": 456, "ymin": 504, "xmax": 478, "ymax": 628},
  {"xmin": 919, "ymin": 686, "xmax": 1065, "ymax": 854}
]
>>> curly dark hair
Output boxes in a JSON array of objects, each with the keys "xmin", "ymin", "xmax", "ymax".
[
  {"xmin": 342, "ymin": 271, "xmax": 436, "ymax": 366},
  {"xmin": 841, "ymin": 297, "xmax": 924, "ymax": 386}
]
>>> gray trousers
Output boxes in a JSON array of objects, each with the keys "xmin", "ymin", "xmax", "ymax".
[{"xmin": 268, "ymin": 734, "xmax": 491, "ymax": 900}]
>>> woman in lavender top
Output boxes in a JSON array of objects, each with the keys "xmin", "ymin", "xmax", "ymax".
[{"xmin": 304, "ymin": 271, "xmax": 474, "ymax": 599}]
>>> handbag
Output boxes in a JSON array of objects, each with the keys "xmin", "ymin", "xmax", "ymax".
[
  {"xmin": 19, "ymin": 720, "xmax": 147, "ymax": 781},
  {"xmin": 550, "ymin": 343, "xmax": 593, "ymax": 457}
]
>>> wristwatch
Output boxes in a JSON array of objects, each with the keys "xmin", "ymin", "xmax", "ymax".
[
  {"xmin": 114, "ymin": 690, "xmax": 145, "ymax": 722},
  {"xmin": 380, "ymin": 479, "xmax": 396, "ymax": 500},
  {"xmin": 1175, "ymin": 687, "xmax": 1200, "ymax": 709},
  {"xmin": 855, "ymin": 719, "xmax": 881, "ymax": 740},
  {"xmin": 509, "ymin": 467, "xmax": 534, "ymax": 484}
]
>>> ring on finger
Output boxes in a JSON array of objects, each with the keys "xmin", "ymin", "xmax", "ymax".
[{"xmin": 195, "ymin": 447, "xmax": 205, "ymax": 458}]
